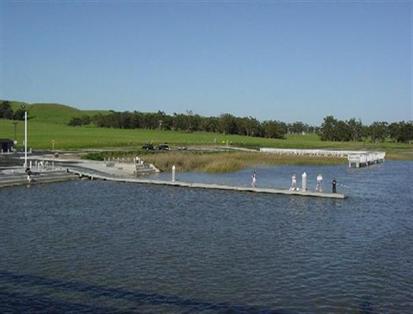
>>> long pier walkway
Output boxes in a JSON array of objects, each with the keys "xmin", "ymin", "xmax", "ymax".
[{"xmin": 68, "ymin": 169, "xmax": 346, "ymax": 199}]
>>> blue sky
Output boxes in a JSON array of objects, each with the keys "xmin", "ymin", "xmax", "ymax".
[{"xmin": 0, "ymin": 1, "xmax": 411, "ymax": 124}]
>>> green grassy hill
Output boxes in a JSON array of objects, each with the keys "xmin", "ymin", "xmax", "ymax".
[
  {"xmin": 28, "ymin": 103, "xmax": 84, "ymax": 124},
  {"xmin": 4, "ymin": 100, "xmax": 108, "ymax": 124}
]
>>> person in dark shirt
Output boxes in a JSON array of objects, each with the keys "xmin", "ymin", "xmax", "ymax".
[{"xmin": 332, "ymin": 178, "xmax": 337, "ymax": 193}]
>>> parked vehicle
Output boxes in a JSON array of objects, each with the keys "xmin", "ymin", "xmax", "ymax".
[
  {"xmin": 142, "ymin": 143, "xmax": 154, "ymax": 150},
  {"xmin": 158, "ymin": 144, "xmax": 169, "ymax": 151}
]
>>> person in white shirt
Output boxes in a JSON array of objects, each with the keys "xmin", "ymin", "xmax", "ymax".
[
  {"xmin": 251, "ymin": 171, "xmax": 257, "ymax": 188},
  {"xmin": 290, "ymin": 174, "xmax": 297, "ymax": 191}
]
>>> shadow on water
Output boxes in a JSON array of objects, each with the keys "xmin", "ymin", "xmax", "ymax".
[
  {"xmin": 0, "ymin": 289, "xmax": 130, "ymax": 314},
  {"xmin": 0, "ymin": 271, "xmax": 290, "ymax": 314}
]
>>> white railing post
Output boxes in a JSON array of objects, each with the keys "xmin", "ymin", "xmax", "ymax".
[{"xmin": 172, "ymin": 165, "xmax": 176, "ymax": 182}]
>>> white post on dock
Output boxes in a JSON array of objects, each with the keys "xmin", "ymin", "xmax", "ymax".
[
  {"xmin": 24, "ymin": 111, "xmax": 28, "ymax": 169},
  {"xmin": 302, "ymin": 172, "xmax": 307, "ymax": 191},
  {"xmin": 172, "ymin": 165, "xmax": 176, "ymax": 182}
]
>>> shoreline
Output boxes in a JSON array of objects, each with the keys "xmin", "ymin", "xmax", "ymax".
[{"xmin": 2, "ymin": 147, "xmax": 410, "ymax": 177}]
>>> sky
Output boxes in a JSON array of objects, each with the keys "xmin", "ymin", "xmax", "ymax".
[{"xmin": 0, "ymin": 0, "xmax": 411, "ymax": 124}]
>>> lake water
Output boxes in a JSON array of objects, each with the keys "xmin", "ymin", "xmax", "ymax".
[{"xmin": 1, "ymin": 161, "xmax": 412, "ymax": 313}]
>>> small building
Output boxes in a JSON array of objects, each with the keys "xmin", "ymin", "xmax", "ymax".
[{"xmin": 0, "ymin": 139, "xmax": 14, "ymax": 153}]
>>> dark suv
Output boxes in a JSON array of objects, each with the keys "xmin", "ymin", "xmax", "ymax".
[
  {"xmin": 142, "ymin": 143, "xmax": 154, "ymax": 150},
  {"xmin": 158, "ymin": 144, "xmax": 169, "ymax": 151}
]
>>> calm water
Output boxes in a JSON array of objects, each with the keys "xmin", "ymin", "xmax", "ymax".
[{"xmin": 1, "ymin": 161, "xmax": 412, "ymax": 313}]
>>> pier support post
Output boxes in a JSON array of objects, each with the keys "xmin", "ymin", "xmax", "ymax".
[
  {"xmin": 302, "ymin": 172, "xmax": 307, "ymax": 191},
  {"xmin": 172, "ymin": 165, "xmax": 176, "ymax": 182}
]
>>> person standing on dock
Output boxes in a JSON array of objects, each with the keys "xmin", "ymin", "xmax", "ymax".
[
  {"xmin": 26, "ymin": 168, "xmax": 32, "ymax": 184},
  {"xmin": 290, "ymin": 174, "xmax": 297, "ymax": 191},
  {"xmin": 316, "ymin": 174, "xmax": 323, "ymax": 192},
  {"xmin": 332, "ymin": 178, "xmax": 337, "ymax": 193},
  {"xmin": 251, "ymin": 170, "xmax": 257, "ymax": 187}
]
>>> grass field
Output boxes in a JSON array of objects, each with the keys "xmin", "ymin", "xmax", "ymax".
[{"xmin": 1, "ymin": 119, "xmax": 412, "ymax": 160}]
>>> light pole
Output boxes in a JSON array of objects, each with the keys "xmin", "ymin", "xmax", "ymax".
[{"xmin": 24, "ymin": 112, "xmax": 28, "ymax": 169}]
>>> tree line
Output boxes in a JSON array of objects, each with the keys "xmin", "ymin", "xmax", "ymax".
[
  {"xmin": 319, "ymin": 116, "xmax": 413, "ymax": 143},
  {"xmin": 69, "ymin": 110, "xmax": 413, "ymax": 143},
  {"xmin": 69, "ymin": 110, "xmax": 320, "ymax": 139}
]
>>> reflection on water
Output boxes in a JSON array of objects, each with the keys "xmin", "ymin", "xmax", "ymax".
[{"xmin": 1, "ymin": 161, "xmax": 412, "ymax": 313}]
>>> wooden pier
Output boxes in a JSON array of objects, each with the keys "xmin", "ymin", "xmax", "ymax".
[
  {"xmin": 347, "ymin": 152, "xmax": 385, "ymax": 168},
  {"xmin": 68, "ymin": 169, "xmax": 346, "ymax": 199},
  {"xmin": 259, "ymin": 148, "xmax": 385, "ymax": 168}
]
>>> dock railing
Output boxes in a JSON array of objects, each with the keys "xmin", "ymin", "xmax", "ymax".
[{"xmin": 260, "ymin": 148, "xmax": 385, "ymax": 168}]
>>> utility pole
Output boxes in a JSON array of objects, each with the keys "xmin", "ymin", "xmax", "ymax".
[{"xmin": 24, "ymin": 112, "xmax": 28, "ymax": 169}]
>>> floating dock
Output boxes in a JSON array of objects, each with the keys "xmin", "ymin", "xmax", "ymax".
[
  {"xmin": 69, "ymin": 169, "xmax": 346, "ymax": 199},
  {"xmin": 0, "ymin": 171, "xmax": 78, "ymax": 188},
  {"xmin": 0, "ymin": 168, "xmax": 346, "ymax": 199}
]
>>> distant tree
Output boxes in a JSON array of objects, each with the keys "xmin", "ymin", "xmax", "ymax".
[
  {"xmin": 219, "ymin": 113, "xmax": 238, "ymax": 135},
  {"xmin": 68, "ymin": 117, "xmax": 83, "ymax": 126},
  {"xmin": 391, "ymin": 121, "xmax": 413, "ymax": 143},
  {"xmin": 13, "ymin": 105, "xmax": 26, "ymax": 120},
  {"xmin": 336, "ymin": 120, "xmax": 351, "ymax": 141},
  {"xmin": 0, "ymin": 101, "xmax": 14, "ymax": 119},
  {"xmin": 320, "ymin": 116, "xmax": 338, "ymax": 141},
  {"xmin": 388, "ymin": 122, "xmax": 400, "ymax": 142},
  {"xmin": 320, "ymin": 116, "xmax": 365, "ymax": 142},
  {"xmin": 173, "ymin": 113, "xmax": 189, "ymax": 131},
  {"xmin": 288, "ymin": 121, "xmax": 306, "ymax": 134},
  {"xmin": 346, "ymin": 118, "xmax": 363, "ymax": 141},
  {"xmin": 81, "ymin": 115, "xmax": 91, "ymax": 125},
  {"xmin": 368, "ymin": 121, "xmax": 388, "ymax": 143},
  {"xmin": 200, "ymin": 117, "xmax": 219, "ymax": 133},
  {"xmin": 262, "ymin": 120, "xmax": 286, "ymax": 139},
  {"xmin": 68, "ymin": 115, "xmax": 92, "ymax": 126}
]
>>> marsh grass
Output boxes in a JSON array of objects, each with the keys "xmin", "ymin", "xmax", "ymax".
[{"xmin": 141, "ymin": 151, "xmax": 345, "ymax": 173}]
